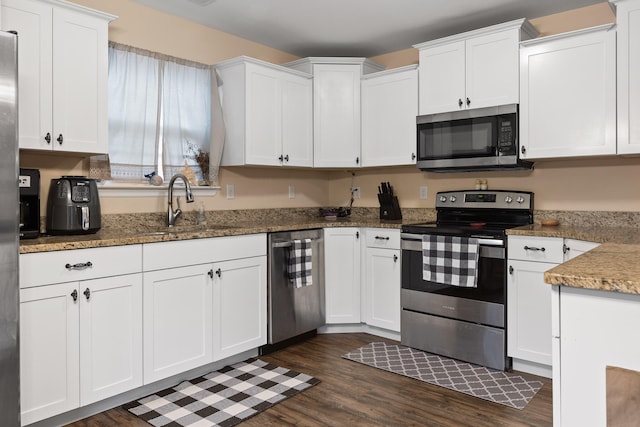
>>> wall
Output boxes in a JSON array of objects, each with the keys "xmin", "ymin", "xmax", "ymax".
[{"xmin": 25, "ymin": 1, "xmax": 631, "ymax": 215}]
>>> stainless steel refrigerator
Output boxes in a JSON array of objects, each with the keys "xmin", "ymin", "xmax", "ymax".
[{"xmin": 0, "ymin": 30, "xmax": 20, "ymax": 426}]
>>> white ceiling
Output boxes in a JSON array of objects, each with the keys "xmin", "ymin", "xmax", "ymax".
[{"xmin": 131, "ymin": 0, "xmax": 608, "ymax": 57}]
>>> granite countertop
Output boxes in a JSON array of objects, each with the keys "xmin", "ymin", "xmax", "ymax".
[
  {"xmin": 508, "ymin": 224, "xmax": 640, "ymax": 295},
  {"xmin": 19, "ymin": 216, "xmax": 404, "ymax": 254}
]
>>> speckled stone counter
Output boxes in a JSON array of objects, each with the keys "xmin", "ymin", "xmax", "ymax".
[
  {"xmin": 20, "ymin": 207, "xmax": 434, "ymax": 254},
  {"xmin": 507, "ymin": 223, "xmax": 640, "ymax": 295}
]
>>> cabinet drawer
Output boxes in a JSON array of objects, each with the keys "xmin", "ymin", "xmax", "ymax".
[
  {"xmin": 20, "ymin": 245, "xmax": 142, "ymax": 288},
  {"xmin": 364, "ymin": 228, "xmax": 400, "ymax": 249},
  {"xmin": 143, "ymin": 234, "xmax": 267, "ymax": 271},
  {"xmin": 508, "ymin": 236, "xmax": 564, "ymax": 263}
]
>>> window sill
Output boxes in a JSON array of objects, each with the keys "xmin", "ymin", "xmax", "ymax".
[{"xmin": 97, "ymin": 182, "xmax": 221, "ymax": 198}]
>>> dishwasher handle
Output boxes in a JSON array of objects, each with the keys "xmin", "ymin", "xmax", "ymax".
[{"xmin": 272, "ymin": 238, "xmax": 319, "ymax": 248}]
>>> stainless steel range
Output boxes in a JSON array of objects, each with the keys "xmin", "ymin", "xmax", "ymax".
[{"xmin": 400, "ymin": 190, "xmax": 533, "ymax": 370}]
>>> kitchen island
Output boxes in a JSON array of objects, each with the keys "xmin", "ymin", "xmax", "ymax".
[{"xmin": 509, "ymin": 223, "xmax": 640, "ymax": 426}]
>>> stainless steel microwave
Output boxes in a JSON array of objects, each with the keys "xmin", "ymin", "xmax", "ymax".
[{"xmin": 416, "ymin": 104, "xmax": 532, "ymax": 172}]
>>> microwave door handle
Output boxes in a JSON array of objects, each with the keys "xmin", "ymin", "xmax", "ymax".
[{"xmin": 81, "ymin": 206, "xmax": 90, "ymax": 231}]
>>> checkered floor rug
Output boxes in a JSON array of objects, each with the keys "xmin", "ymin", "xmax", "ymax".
[
  {"xmin": 123, "ymin": 358, "xmax": 320, "ymax": 427},
  {"xmin": 343, "ymin": 342, "xmax": 543, "ymax": 410}
]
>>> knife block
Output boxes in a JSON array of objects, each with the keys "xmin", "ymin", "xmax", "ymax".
[{"xmin": 378, "ymin": 194, "xmax": 402, "ymax": 220}]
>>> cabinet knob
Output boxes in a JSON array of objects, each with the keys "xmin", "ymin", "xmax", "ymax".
[
  {"xmin": 458, "ymin": 98, "xmax": 463, "ymax": 107},
  {"xmin": 208, "ymin": 269, "xmax": 214, "ymax": 279},
  {"xmin": 356, "ymin": 231, "xmax": 359, "ymax": 239},
  {"xmin": 216, "ymin": 268, "xmax": 222, "ymax": 278},
  {"xmin": 83, "ymin": 288, "xmax": 91, "ymax": 301},
  {"xmin": 278, "ymin": 155, "xmax": 284, "ymax": 162},
  {"xmin": 521, "ymin": 146, "xmax": 527, "ymax": 155},
  {"xmin": 57, "ymin": 134, "xmax": 63, "ymax": 145},
  {"xmin": 411, "ymin": 153, "xmax": 416, "ymax": 161},
  {"xmin": 284, "ymin": 154, "xmax": 289, "ymax": 162},
  {"xmin": 466, "ymin": 97, "xmax": 471, "ymax": 106},
  {"xmin": 44, "ymin": 132, "xmax": 51, "ymax": 144},
  {"xmin": 509, "ymin": 265, "xmax": 514, "ymax": 274},
  {"xmin": 356, "ymin": 157, "xmax": 360, "ymax": 165},
  {"xmin": 563, "ymin": 244, "xmax": 570, "ymax": 254},
  {"xmin": 393, "ymin": 254, "xmax": 398, "ymax": 263},
  {"xmin": 70, "ymin": 289, "xmax": 78, "ymax": 302}
]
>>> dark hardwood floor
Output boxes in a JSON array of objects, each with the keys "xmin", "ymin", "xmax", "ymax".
[{"xmin": 67, "ymin": 333, "xmax": 552, "ymax": 427}]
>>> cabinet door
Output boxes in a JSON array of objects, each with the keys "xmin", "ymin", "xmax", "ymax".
[
  {"xmin": 51, "ymin": 6, "xmax": 109, "ymax": 154},
  {"xmin": 418, "ymin": 41, "xmax": 465, "ymax": 115},
  {"xmin": 281, "ymin": 72, "xmax": 313, "ymax": 167},
  {"xmin": 313, "ymin": 64, "xmax": 361, "ymax": 167},
  {"xmin": 79, "ymin": 273, "xmax": 143, "ymax": 406},
  {"xmin": 213, "ymin": 256, "xmax": 267, "ymax": 360},
  {"xmin": 143, "ymin": 265, "xmax": 213, "ymax": 383},
  {"xmin": 465, "ymin": 29, "xmax": 519, "ymax": 110},
  {"xmin": 361, "ymin": 67, "xmax": 418, "ymax": 167},
  {"xmin": 616, "ymin": 0, "xmax": 640, "ymax": 154},
  {"xmin": 520, "ymin": 28, "xmax": 616, "ymax": 159},
  {"xmin": 507, "ymin": 260, "xmax": 557, "ymax": 366},
  {"xmin": 324, "ymin": 227, "xmax": 361, "ymax": 323},
  {"xmin": 245, "ymin": 63, "xmax": 282, "ymax": 166},
  {"xmin": 20, "ymin": 282, "xmax": 79, "ymax": 425},
  {"xmin": 364, "ymin": 247, "xmax": 400, "ymax": 332},
  {"xmin": 1, "ymin": 0, "xmax": 53, "ymax": 150}
]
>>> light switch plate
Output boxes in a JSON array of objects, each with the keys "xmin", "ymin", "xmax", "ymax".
[
  {"xmin": 288, "ymin": 185, "xmax": 295, "ymax": 199},
  {"xmin": 419, "ymin": 186, "xmax": 428, "ymax": 200},
  {"xmin": 226, "ymin": 184, "xmax": 235, "ymax": 200}
]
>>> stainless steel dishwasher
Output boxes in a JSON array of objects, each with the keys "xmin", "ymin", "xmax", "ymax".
[{"xmin": 263, "ymin": 229, "xmax": 325, "ymax": 351}]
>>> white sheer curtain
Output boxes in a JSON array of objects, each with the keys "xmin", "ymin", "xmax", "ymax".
[
  {"xmin": 107, "ymin": 44, "xmax": 160, "ymax": 181},
  {"xmin": 94, "ymin": 42, "xmax": 222, "ymax": 185}
]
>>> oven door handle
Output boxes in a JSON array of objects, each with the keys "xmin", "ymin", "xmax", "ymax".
[
  {"xmin": 401, "ymin": 235, "xmax": 505, "ymax": 259},
  {"xmin": 401, "ymin": 233, "xmax": 504, "ymax": 247}
]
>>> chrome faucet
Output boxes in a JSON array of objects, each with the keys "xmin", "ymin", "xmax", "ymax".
[{"xmin": 167, "ymin": 173, "xmax": 194, "ymax": 227}]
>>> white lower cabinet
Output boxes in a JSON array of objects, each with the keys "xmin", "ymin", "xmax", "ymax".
[
  {"xmin": 142, "ymin": 234, "xmax": 267, "ymax": 384},
  {"xmin": 362, "ymin": 228, "xmax": 401, "ymax": 332},
  {"xmin": 19, "ymin": 245, "xmax": 143, "ymax": 426},
  {"xmin": 142, "ymin": 265, "xmax": 214, "ymax": 384},
  {"xmin": 507, "ymin": 236, "xmax": 564, "ymax": 377},
  {"xmin": 213, "ymin": 256, "xmax": 267, "ymax": 360},
  {"xmin": 323, "ymin": 227, "xmax": 361, "ymax": 323},
  {"xmin": 20, "ymin": 272, "xmax": 143, "ymax": 425}
]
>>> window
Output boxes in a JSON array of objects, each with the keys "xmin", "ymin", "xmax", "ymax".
[{"xmin": 91, "ymin": 42, "xmax": 224, "ymax": 186}]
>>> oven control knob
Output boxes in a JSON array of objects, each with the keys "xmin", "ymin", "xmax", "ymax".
[
  {"xmin": 516, "ymin": 196, "xmax": 525, "ymax": 204},
  {"xmin": 449, "ymin": 196, "xmax": 457, "ymax": 203},
  {"xmin": 504, "ymin": 196, "xmax": 513, "ymax": 204},
  {"xmin": 439, "ymin": 196, "xmax": 447, "ymax": 203}
]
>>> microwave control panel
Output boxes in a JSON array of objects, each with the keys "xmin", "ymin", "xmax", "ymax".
[{"xmin": 497, "ymin": 118, "xmax": 516, "ymax": 156}]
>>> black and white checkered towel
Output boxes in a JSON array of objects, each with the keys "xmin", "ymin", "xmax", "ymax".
[
  {"xmin": 422, "ymin": 235, "xmax": 479, "ymax": 287},
  {"xmin": 288, "ymin": 239, "xmax": 313, "ymax": 288}
]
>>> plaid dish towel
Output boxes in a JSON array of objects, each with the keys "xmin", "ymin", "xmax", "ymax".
[
  {"xmin": 422, "ymin": 235, "xmax": 479, "ymax": 287},
  {"xmin": 288, "ymin": 239, "xmax": 313, "ymax": 288}
]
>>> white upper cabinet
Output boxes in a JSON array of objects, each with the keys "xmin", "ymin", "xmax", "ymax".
[
  {"xmin": 1, "ymin": 0, "xmax": 115, "ymax": 154},
  {"xmin": 285, "ymin": 57, "xmax": 385, "ymax": 168},
  {"xmin": 217, "ymin": 57, "xmax": 313, "ymax": 167},
  {"xmin": 519, "ymin": 25, "xmax": 617, "ymax": 160},
  {"xmin": 614, "ymin": 0, "xmax": 640, "ymax": 155},
  {"xmin": 415, "ymin": 19, "xmax": 537, "ymax": 115},
  {"xmin": 361, "ymin": 65, "xmax": 419, "ymax": 167}
]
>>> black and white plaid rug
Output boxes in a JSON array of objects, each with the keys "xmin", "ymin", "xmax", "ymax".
[
  {"xmin": 124, "ymin": 358, "xmax": 319, "ymax": 427},
  {"xmin": 343, "ymin": 342, "xmax": 543, "ymax": 410}
]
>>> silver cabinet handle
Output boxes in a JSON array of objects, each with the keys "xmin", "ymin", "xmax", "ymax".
[
  {"xmin": 65, "ymin": 261, "xmax": 93, "ymax": 270},
  {"xmin": 524, "ymin": 246, "xmax": 545, "ymax": 252}
]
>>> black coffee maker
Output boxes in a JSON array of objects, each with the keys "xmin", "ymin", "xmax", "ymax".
[{"xmin": 19, "ymin": 168, "xmax": 40, "ymax": 239}]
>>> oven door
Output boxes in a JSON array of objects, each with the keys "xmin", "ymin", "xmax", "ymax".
[{"xmin": 400, "ymin": 233, "xmax": 505, "ymax": 328}]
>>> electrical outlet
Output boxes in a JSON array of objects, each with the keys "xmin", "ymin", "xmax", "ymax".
[
  {"xmin": 419, "ymin": 186, "xmax": 428, "ymax": 200},
  {"xmin": 352, "ymin": 186, "xmax": 361, "ymax": 199},
  {"xmin": 288, "ymin": 185, "xmax": 295, "ymax": 199},
  {"xmin": 226, "ymin": 184, "xmax": 235, "ymax": 200}
]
